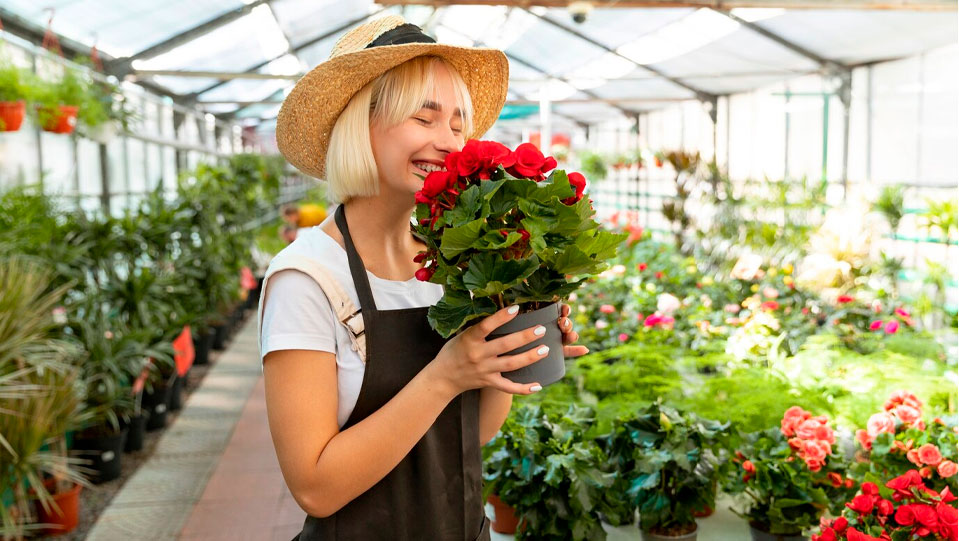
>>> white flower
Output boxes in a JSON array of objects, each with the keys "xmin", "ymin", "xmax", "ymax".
[
  {"xmin": 569, "ymin": 292, "xmax": 578, "ymax": 302},
  {"xmin": 730, "ymin": 253, "xmax": 763, "ymax": 280},
  {"xmin": 657, "ymin": 293, "xmax": 681, "ymax": 315},
  {"xmin": 52, "ymin": 306, "xmax": 67, "ymax": 324},
  {"xmin": 611, "ymin": 264, "xmax": 626, "ymax": 275},
  {"xmin": 796, "ymin": 253, "xmax": 852, "ymax": 292},
  {"xmin": 595, "ymin": 320, "xmax": 609, "ymax": 329}
]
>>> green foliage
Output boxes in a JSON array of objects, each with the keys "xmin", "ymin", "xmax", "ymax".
[
  {"xmin": 918, "ymin": 198, "xmax": 958, "ymax": 240},
  {"xmin": 416, "ymin": 168, "xmax": 627, "ymax": 338},
  {"xmin": 0, "ymin": 60, "xmax": 33, "ymax": 103},
  {"xmin": 598, "ymin": 402, "xmax": 729, "ymax": 533},
  {"xmin": 873, "ymin": 184, "xmax": 905, "ymax": 232},
  {"xmin": 483, "ymin": 404, "xmax": 615, "ymax": 540},
  {"xmin": 577, "ymin": 150, "xmax": 607, "ymax": 181}
]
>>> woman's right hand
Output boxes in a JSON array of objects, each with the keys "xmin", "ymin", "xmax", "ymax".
[{"xmin": 427, "ymin": 305, "xmax": 548, "ymax": 396}]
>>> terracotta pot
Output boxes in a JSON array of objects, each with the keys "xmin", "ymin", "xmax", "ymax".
[
  {"xmin": 748, "ymin": 522, "xmax": 807, "ymax": 541},
  {"xmin": 0, "ymin": 100, "xmax": 26, "ymax": 132},
  {"xmin": 641, "ymin": 523, "xmax": 698, "ymax": 541},
  {"xmin": 34, "ymin": 480, "xmax": 82, "ymax": 535},
  {"xmin": 39, "ymin": 105, "xmax": 79, "ymax": 134},
  {"xmin": 487, "ymin": 302, "xmax": 566, "ymax": 387},
  {"xmin": 692, "ymin": 504, "xmax": 714, "ymax": 518},
  {"xmin": 487, "ymin": 494, "xmax": 522, "ymax": 534}
]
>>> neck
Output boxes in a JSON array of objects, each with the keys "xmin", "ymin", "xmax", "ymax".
[{"xmin": 341, "ymin": 195, "xmax": 417, "ymax": 254}]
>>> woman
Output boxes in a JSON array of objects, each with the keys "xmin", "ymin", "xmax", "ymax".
[{"xmin": 258, "ymin": 15, "xmax": 587, "ymax": 540}]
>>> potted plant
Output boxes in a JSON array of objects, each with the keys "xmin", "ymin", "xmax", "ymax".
[
  {"xmin": 412, "ymin": 140, "xmax": 626, "ymax": 387},
  {"xmin": 482, "ymin": 404, "xmax": 616, "ymax": 540},
  {"xmin": 32, "ymin": 67, "xmax": 91, "ymax": 134},
  {"xmin": 0, "ymin": 60, "xmax": 33, "ymax": 132},
  {"xmin": 814, "ymin": 470, "xmax": 957, "ymax": 541},
  {"xmin": 724, "ymin": 406, "xmax": 857, "ymax": 540},
  {"xmin": 578, "ymin": 150, "xmax": 607, "ymax": 182},
  {"xmin": 851, "ymin": 390, "xmax": 958, "ymax": 495},
  {"xmin": 599, "ymin": 402, "xmax": 729, "ymax": 540},
  {"xmin": 872, "ymin": 184, "xmax": 905, "ymax": 233}
]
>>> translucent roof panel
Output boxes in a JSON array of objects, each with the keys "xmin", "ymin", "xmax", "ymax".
[
  {"xmin": 753, "ymin": 10, "xmax": 957, "ymax": 65},
  {"xmin": 0, "ymin": 0, "xmax": 243, "ymax": 58},
  {"xmin": 590, "ymin": 77, "xmax": 695, "ymax": 101},
  {"xmin": 272, "ymin": 0, "xmax": 372, "ymax": 50},
  {"xmin": 536, "ymin": 7, "xmax": 695, "ymax": 50},
  {"xmin": 505, "ymin": 18, "xmax": 607, "ymax": 77}
]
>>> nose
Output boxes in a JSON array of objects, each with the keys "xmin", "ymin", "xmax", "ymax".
[{"xmin": 433, "ymin": 123, "xmax": 462, "ymax": 154}]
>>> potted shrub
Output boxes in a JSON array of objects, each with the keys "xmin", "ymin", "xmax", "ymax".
[
  {"xmin": 32, "ymin": 67, "xmax": 90, "ymax": 134},
  {"xmin": 814, "ymin": 469, "xmax": 957, "ymax": 541},
  {"xmin": 0, "ymin": 60, "xmax": 33, "ymax": 132},
  {"xmin": 578, "ymin": 150, "xmax": 607, "ymax": 182},
  {"xmin": 412, "ymin": 140, "xmax": 626, "ymax": 387},
  {"xmin": 599, "ymin": 402, "xmax": 729, "ymax": 540},
  {"xmin": 724, "ymin": 406, "xmax": 858, "ymax": 540},
  {"xmin": 851, "ymin": 390, "xmax": 958, "ymax": 495},
  {"xmin": 482, "ymin": 404, "xmax": 616, "ymax": 540}
]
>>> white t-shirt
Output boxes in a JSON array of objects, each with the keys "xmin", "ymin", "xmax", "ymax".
[{"xmin": 259, "ymin": 214, "xmax": 444, "ymax": 429}]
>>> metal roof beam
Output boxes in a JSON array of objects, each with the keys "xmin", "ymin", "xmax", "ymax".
[
  {"xmin": 377, "ymin": 0, "xmax": 955, "ymax": 10},
  {"xmin": 719, "ymin": 10, "xmax": 847, "ymax": 71},
  {"xmin": 107, "ymin": 0, "xmax": 277, "ymax": 77},
  {"xmin": 185, "ymin": 7, "xmax": 387, "ymax": 103},
  {"xmin": 523, "ymin": 8, "xmax": 718, "ymax": 104}
]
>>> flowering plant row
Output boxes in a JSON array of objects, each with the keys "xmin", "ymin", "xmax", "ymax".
[
  {"xmin": 814, "ymin": 470, "xmax": 957, "ymax": 541},
  {"xmin": 412, "ymin": 140, "xmax": 626, "ymax": 338}
]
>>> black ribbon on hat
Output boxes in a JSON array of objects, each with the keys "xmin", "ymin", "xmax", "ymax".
[{"xmin": 366, "ymin": 23, "xmax": 436, "ymax": 48}]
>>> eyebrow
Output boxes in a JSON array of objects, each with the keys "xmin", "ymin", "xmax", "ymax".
[{"xmin": 422, "ymin": 100, "xmax": 462, "ymax": 118}]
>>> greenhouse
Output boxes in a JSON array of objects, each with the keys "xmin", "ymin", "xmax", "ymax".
[{"xmin": 0, "ymin": 0, "xmax": 956, "ymax": 539}]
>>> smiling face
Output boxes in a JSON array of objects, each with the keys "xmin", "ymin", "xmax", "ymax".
[{"xmin": 369, "ymin": 61, "xmax": 468, "ymax": 200}]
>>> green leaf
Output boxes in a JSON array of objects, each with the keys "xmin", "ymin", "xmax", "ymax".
[
  {"xmin": 472, "ymin": 230, "xmax": 522, "ymax": 251},
  {"xmin": 550, "ymin": 246, "xmax": 600, "ymax": 276},
  {"xmin": 439, "ymin": 218, "xmax": 486, "ymax": 259},
  {"xmin": 427, "ymin": 289, "xmax": 497, "ymax": 338},
  {"xmin": 462, "ymin": 252, "xmax": 540, "ymax": 297}
]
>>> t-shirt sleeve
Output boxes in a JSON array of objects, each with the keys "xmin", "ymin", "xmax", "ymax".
[{"xmin": 260, "ymin": 269, "xmax": 338, "ymax": 362}]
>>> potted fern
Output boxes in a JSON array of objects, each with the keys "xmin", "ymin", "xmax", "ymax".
[{"xmin": 0, "ymin": 60, "xmax": 33, "ymax": 132}]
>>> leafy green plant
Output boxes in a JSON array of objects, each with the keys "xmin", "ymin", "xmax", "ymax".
[
  {"xmin": 413, "ymin": 141, "xmax": 627, "ymax": 338},
  {"xmin": 873, "ymin": 184, "xmax": 905, "ymax": 232},
  {"xmin": 599, "ymin": 402, "xmax": 728, "ymax": 535},
  {"xmin": 0, "ymin": 60, "xmax": 33, "ymax": 103},
  {"xmin": 32, "ymin": 66, "xmax": 103, "ymax": 128},
  {"xmin": 483, "ymin": 404, "xmax": 615, "ymax": 540},
  {"xmin": 918, "ymin": 198, "xmax": 958, "ymax": 241},
  {"xmin": 577, "ymin": 150, "xmax": 607, "ymax": 181}
]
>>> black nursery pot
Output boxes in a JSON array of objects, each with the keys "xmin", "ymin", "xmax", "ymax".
[
  {"xmin": 486, "ymin": 302, "xmax": 566, "ymax": 387},
  {"xmin": 123, "ymin": 413, "xmax": 147, "ymax": 453},
  {"xmin": 169, "ymin": 373, "xmax": 185, "ymax": 411},
  {"xmin": 212, "ymin": 323, "xmax": 229, "ymax": 351},
  {"xmin": 193, "ymin": 328, "xmax": 214, "ymax": 365},
  {"xmin": 143, "ymin": 381, "xmax": 173, "ymax": 431},
  {"xmin": 72, "ymin": 426, "xmax": 128, "ymax": 483}
]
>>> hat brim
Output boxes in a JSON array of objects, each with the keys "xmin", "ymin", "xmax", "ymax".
[{"xmin": 276, "ymin": 43, "xmax": 509, "ymax": 179}]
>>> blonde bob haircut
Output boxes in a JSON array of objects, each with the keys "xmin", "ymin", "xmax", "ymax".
[{"xmin": 325, "ymin": 56, "xmax": 474, "ymax": 204}]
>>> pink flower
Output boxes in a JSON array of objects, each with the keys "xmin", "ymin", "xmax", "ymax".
[
  {"xmin": 837, "ymin": 295, "xmax": 854, "ymax": 304},
  {"xmin": 895, "ymin": 307, "xmax": 910, "ymax": 318},
  {"xmin": 762, "ymin": 287, "xmax": 779, "ymax": 299},
  {"xmin": 618, "ymin": 333, "xmax": 629, "ymax": 342},
  {"xmin": 867, "ymin": 412, "xmax": 896, "ymax": 437},
  {"xmin": 796, "ymin": 419, "xmax": 824, "ymax": 440},
  {"xmin": 895, "ymin": 404, "xmax": 922, "ymax": 426},
  {"xmin": 599, "ymin": 304, "xmax": 616, "ymax": 314},
  {"xmin": 885, "ymin": 390, "xmax": 923, "ymax": 411},
  {"xmin": 761, "ymin": 300, "xmax": 779, "ymax": 311},
  {"xmin": 814, "ymin": 424, "xmax": 836, "ymax": 445},
  {"xmin": 644, "ymin": 314, "xmax": 662, "ymax": 327},
  {"xmin": 869, "ymin": 320, "xmax": 883, "ymax": 331},
  {"xmin": 907, "ymin": 449, "xmax": 922, "ymax": 466},
  {"xmin": 884, "ymin": 320, "xmax": 899, "ymax": 334},
  {"xmin": 781, "ymin": 406, "xmax": 811, "ymax": 437},
  {"xmin": 724, "ymin": 303, "xmax": 741, "ymax": 313},
  {"xmin": 856, "ymin": 429, "xmax": 873, "ymax": 450},
  {"xmin": 938, "ymin": 460, "xmax": 958, "ymax": 478},
  {"xmin": 917, "ymin": 443, "xmax": 943, "ymax": 465}
]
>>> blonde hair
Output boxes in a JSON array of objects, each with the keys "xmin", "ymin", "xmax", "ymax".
[{"xmin": 325, "ymin": 56, "xmax": 474, "ymax": 204}]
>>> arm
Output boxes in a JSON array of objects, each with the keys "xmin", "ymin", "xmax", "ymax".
[
  {"xmin": 264, "ymin": 349, "xmax": 458, "ymax": 518},
  {"xmin": 478, "ymin": 387, "xmax": 513, "ymax": 446}
]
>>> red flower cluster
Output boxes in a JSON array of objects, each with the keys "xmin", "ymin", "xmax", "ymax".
[
  {"xmin": 781, "ymin": 406, "xmax": 836, "ymax": 471},
  {"xmin": 507, "ymin": 142, "xmax": 557, "ymax": 181},
  {"xmin": 815, "ymin": 471, "xmax": 957, "ymax": 541},
  {"xmin": 856, "ymin": 390, "xmax": 925, "ymax": 451},
  {"xmin": 643, "ymin": 313, "xmax": 675, "ymax": 328}
]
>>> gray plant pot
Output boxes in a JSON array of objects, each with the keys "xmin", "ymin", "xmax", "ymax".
[
  {"xmin": 487, "ymin": 302, "xmax": 565, "ymax": 387},
  {"xmin": 641, "ymin": 523, "xmax": 698, "ymax": 541},
  {"xmin": 748, "ymin": 524, "xmax": 807, "ymax": 541}
]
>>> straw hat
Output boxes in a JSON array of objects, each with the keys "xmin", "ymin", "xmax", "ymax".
[{"xmin": 275, "ymin": 15, "xmax": 509, "ymax": 179}]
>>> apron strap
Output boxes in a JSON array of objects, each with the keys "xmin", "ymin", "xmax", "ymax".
[
  {"xmin": 334, "ymin": 204, "xmax": 378, "ymax": 313},
  {"xmin": 257, "ymin": 253, "xmax": 367, "ymax": 363}
]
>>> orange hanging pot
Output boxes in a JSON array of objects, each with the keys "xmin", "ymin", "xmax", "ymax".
[
  {"xmin": 0, "ymin": 100, "xmax": 26, "ymax": 132},
  {"xmin": 38, "ymin": 104, "xmax": 79, "ymax": 134}
]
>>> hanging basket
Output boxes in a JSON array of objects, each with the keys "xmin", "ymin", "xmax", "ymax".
[
  {"xmin": 0, "ymin": 100, "xmax": 26, "ymax": 132},
  {"xmin": 38, "ymin": 105, "xmax": 79, "ymax": 134}
]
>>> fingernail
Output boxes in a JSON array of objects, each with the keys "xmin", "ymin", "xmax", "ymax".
[
  {"xmin": 537, "ymin": 345, "xmax": 549, "ymax": 355},
  {"xmin": 508, "ymin": 305, "xmax": 519, "ymax": 314},
  {"xmin": 533, "ymin": 325, "xmax": 546, "ymax": 336},
  {"xmin": 565, "ymin": 319, "xmax": 572, "ymax": 329},
  {"xmin": 530, "ymin": 384, "xmax": 542, "ymax": 392}
]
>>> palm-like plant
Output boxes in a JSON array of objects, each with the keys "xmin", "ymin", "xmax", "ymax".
[{"xmin": 873, "ymin": 184, "xmax": 905, "ymax": 232}]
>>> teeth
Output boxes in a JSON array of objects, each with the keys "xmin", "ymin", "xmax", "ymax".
[{"xmin": 415, "ymin": 162, "xmax": 446, "ymax": 173}]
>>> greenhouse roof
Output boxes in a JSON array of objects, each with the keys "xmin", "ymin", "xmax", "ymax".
[{"xmin": 0, "ymin": 0, "xmax": 955, "ymax": 126}]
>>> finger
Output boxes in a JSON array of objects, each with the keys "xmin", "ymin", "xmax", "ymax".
[
  {"xmin": 484, "ymin": 323, "xmax": 546, "ymax": 357},
  {"xmin": 474, "ymin": 305, "xmax": 520, "ymax": 338},
  {"xmin": 563, "ymin": 345, "xmax": 590, "ymax": 358},
  {"xmin": 489, "ymin": 374, "xmax": 543, "ymax": 395},
  {"xmin": 561, "ymin": 303, "xmax": 570, "ymax": 318},
  {"xmin": 492, "ymin": 341, "xmax": 550, "ymax": 374},
  {"xmin": 562, "ymin": 330, "xmax": 579, "ymax": 345}
]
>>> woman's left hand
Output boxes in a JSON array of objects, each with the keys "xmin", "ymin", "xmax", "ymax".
[{"xmin": 557, "ymin": 303, "xmax": 589, "ymax": 358}]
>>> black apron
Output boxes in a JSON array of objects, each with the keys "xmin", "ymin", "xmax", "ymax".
[{"xmin": 294, "ymin": 204, "xmax": 491, "ymax": 540}]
